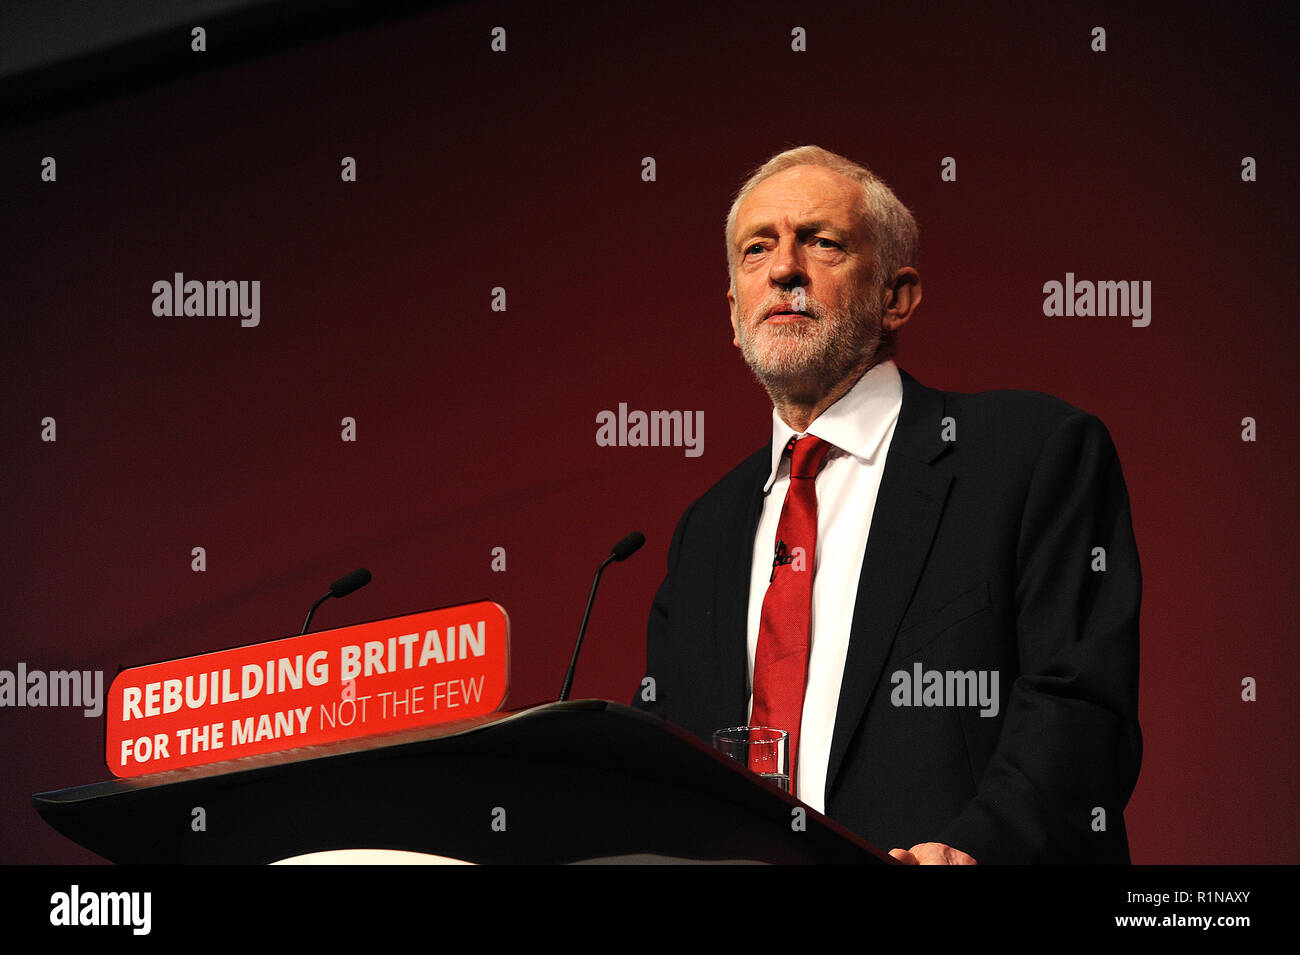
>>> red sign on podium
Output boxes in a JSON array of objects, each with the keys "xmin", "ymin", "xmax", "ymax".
[{"xmin": 105, "ymin": 601, "xmax": 510, "ymax": 777}]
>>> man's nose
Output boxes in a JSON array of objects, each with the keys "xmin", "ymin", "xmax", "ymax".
[{"xmin": 769, "ymin": 239, "xmax": 807, "ymax": 288}]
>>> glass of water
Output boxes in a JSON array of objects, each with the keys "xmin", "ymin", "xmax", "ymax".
[{"xmin": 712, "ymin": 726, "xmax": 789, "ymax": 793}]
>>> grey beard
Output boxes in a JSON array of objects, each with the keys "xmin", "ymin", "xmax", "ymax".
[{"xmin": 738, "ymin": 295, "xmax": 886, "ymax": 407}]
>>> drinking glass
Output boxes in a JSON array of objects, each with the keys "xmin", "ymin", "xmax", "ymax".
[{"xmin": 712, "ymin": 726, "xmax": 789, "ymax": 793}]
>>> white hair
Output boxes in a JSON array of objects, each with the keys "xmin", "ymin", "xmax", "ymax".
[{"xmin": 724, "ymin": 145, "xmax": 919, "ymax": 294}]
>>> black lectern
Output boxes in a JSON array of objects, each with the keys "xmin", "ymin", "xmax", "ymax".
[{"xmin": 34, "ymin": 700, "xmax": 892, "ymax": 864}]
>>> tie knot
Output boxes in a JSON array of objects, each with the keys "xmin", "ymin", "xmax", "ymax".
[{"xmin": 787, "ymin": 434, "xmax": 832, "ymax": 479}]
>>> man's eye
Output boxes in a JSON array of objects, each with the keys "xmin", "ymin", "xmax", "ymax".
[
  {"xmin": 814, "ymin": 237, "xmax": 839, "ymax": 249},
  {"xmin": 744, "ymin": 243, "xmax": 765, "ymax": 255}
]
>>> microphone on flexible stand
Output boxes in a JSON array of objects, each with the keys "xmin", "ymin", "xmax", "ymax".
[
  {"xmin": 558, "ymin": 532, "xmax": 646, "ymax": 702},
  {"xmin": 300, "ymin": 567, "xmax": 372, "ymax": 635}
]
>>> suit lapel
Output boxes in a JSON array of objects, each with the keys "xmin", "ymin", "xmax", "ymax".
[{"xmin": 825, "ymin": 369, "xmax": 952, "ymax": 801}]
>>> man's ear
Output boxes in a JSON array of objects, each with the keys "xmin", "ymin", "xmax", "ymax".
[
  {"xmin": 882, "ymin": 268, "xmax": 922, "ymax": 333},
  {"xmin": 727, "ymin": 287, "xmax": 740, "ymax": 347}
]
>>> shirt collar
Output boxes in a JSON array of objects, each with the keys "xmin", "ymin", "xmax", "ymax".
[{"xmin": 763, "ymin": 359, "xmax": 903, "ymax": 492}]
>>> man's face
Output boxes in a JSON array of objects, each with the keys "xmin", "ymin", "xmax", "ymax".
[{"xmin": 727, "ymin": 165, "xmax": 885, "ymax": 401}]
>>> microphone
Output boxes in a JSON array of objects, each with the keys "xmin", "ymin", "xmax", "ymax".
[
  {"xmin": 610, "ymin": 532, "xmax": 646, "ymax": 562},
  {"xmin": 558, "ymin": 532, "xmax": 646, "ymax": 702},
  {"xmin": 301, "ymin": 567, "xmax": 372, "ymax": 635},
  {"xmin": 329, "ymin": 567, "xmax": 372, "ymax": 599}
]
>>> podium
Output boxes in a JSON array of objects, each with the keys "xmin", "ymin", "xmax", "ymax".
[{"xmin": 34, "ymin": 700, "xmax": 892, "ymax": 864}]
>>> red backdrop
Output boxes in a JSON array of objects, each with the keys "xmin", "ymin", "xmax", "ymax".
[{"xmin": 1, "ymin": 0, "xmax": 1296, "ymax": 863}]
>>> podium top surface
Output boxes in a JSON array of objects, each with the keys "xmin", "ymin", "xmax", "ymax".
[{"xmin": 34, "ymin": 700, "xmax": 893, "ymax": 865}]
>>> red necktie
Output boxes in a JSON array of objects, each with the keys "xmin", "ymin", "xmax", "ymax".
[{"xmin": 750, "ymin": 434, "xmax": 833, "ymax": 790}]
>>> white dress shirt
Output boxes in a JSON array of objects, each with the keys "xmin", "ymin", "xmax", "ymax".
[{"xmin": 745, "ymin": 359, "xmax": 903, "ymax": 813}]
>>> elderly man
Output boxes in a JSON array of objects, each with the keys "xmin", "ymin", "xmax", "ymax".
[{"xmin": 635, "ymin": 145, "xmax": 1142, "ymax": 864}]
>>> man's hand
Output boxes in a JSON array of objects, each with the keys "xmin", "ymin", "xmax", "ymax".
[{"xmin": 889, "ymin": 842, "xmax": 978, "ymax": 865}]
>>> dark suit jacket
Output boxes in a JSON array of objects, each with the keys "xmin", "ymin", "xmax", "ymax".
[{"xmin": 634, "ymin": 368, "xmax": 1142, "ymax": 863}]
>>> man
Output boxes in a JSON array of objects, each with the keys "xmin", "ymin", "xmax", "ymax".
[{"xmin": 635, "ymin": 145, "xmax": 1142, "ymax": 864}]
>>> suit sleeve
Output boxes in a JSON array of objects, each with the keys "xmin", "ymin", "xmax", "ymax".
[
  {"xmin": 629, "ymin": 498, "xmax": 697, "ymax": 720},
  {"xmin": 938, "ymin": 410, "xmax": 1143, "ymax": 863}
]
